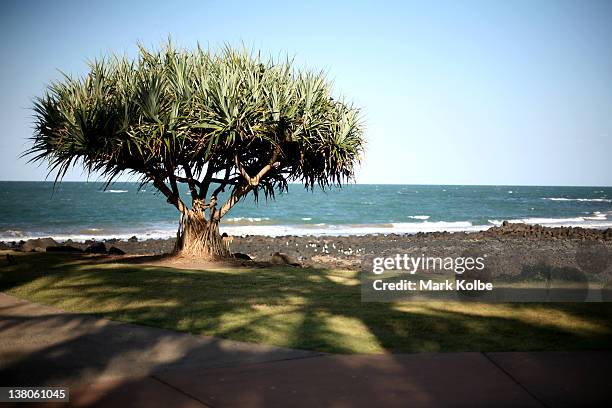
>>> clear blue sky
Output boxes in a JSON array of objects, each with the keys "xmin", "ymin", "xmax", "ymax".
[{"xmin": 1, "ymin": 0, "xmax": 611, "ymax": 186}]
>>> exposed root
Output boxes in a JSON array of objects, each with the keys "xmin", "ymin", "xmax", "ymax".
[{"xmin": 174, "ymin": 210, "xmax": 230, "ymax": 259}]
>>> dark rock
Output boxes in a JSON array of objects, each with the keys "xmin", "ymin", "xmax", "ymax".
[
  {"xmin": 483, "ymin": 222, "xmax": 612, "ymax": 241},
  {"xmin": 270, "ymin": 252, "xmax": 301, "ymax": 267},
  {"xmin": 108, "ymin": 246, "xmax": 126, "ymax": 255},
  {"xmin": 128, "ymin": 236, "xmax": 138, "ymax": 243},
  {"xmin": 85, "ymin": 242, "xmax": 107, "ymax": 254},
  {"xmin": 19, "ymin": 237, "xmax": 58, "ymax": 252},
  {"xmin": 233, "ymin": 252, "xmax": 252, "ymax": 260},
  {"xmin": 46, "ymin": 245, "xmax": 83, "ymax": 253}
]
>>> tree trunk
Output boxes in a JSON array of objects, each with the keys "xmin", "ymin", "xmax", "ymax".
[{"xmin": 174, "ymin": 210, "xmax": 229, "ymax": 259}]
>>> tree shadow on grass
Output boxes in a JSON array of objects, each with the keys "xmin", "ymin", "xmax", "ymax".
[
  {"xmin": 2, "ymin": 252, "xmax": 611, "ymax": 354},
  {"xmin": 2, "ymin": 251, "xmax": 612, "ymax": 405}
]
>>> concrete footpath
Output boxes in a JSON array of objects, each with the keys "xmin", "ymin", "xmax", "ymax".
[{"xmin": 0, "ymin": 293, "xmax": 610, "ymax": 407}]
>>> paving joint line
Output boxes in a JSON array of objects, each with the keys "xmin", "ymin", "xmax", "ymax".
[
  {"xmin": 150, "ymin": 373, "xmax": 214, "ymax": 408},
  {"xmin": 481, "ymin": 352, "xmax": 550, "ymax": 408},
  {"xmin": 162, "ymin": 351, "xmax": 328, "ymax": 374}
]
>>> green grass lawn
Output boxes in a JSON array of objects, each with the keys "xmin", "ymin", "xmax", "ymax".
[{"xmin": 1, "ymin": 251, "xmax": 611, "ymax": 354}]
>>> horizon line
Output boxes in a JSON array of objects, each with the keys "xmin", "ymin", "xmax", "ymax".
[{"xmin": 1, "ymin": 180, "xmax": 611, "ymax": 188}]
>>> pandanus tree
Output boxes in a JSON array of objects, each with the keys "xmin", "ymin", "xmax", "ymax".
[{"xmin": 27, "ymin": 42, "xmax": 365, "ymax": 258}]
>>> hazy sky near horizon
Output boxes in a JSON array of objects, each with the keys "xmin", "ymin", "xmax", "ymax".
[{"xmin": 1, "ymin": 0, "xmax": 611, "ymax": 186}]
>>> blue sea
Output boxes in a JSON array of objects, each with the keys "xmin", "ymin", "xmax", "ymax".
[{"xmin": 0, "ymin": 182, "xmax": 611, "ymax": 241}]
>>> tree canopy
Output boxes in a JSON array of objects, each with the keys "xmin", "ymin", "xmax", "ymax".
[{"xmin": 27, "ymin": 42, "xmax": 365, "ymax": 256}]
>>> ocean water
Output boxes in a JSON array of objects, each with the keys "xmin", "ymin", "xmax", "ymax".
[{"xmin": 0, "ymin": 182, "xmax": 611, "ymax": 241}]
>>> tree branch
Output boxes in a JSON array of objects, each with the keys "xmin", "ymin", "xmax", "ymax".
[
  {"xmin": 199, "ymin": 163, "xmax": 215, "ymax": 200},
  {"xmin": 252, "ymin": 145, "xmax": 281, "ymax": 185},
  {"xmin": 218, "ymin": 184, "xmax": 253, "ymax": 219},
  {"xmin": 162, "ymin": 159, "xmax": 186, "ymax": 213},
  {"xmin": 234, "ymin": 155, "xmax": 252, "ymax": 184},
  {"xmin": 151, "ymin": 176, "xmax": 186, "ymax": 213},
  {"xmin": 181, "ymin": 164, "xmax": 198, "ymax": 201},
  {"xmin": 210, "ymin": 167, "xmax": 232, "ymax": 200},
  {"xmin": 177, "ymin": 176, "xmax": 200, "ymax": 186},
  {"xmin": 234, "ymin": 144, "xmax": 282, "ymax": 187},
  {"xmin": 217, "ymin": 146, "xmax": 282, "ymax": 220},
  {"xmin": 178, "ymin": 175, "xmax": 239, "ymax": 188},
  {"xmin": 210, "ymin": 177, "xmax": 239, "ymax": 185}
]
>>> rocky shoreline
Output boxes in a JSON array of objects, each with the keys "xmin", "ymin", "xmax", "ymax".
[{"xmin": 2, "ymin": 223, "xmax": 612, "ymax": 271}]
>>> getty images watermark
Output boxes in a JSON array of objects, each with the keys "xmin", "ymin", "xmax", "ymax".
[
  {"xmin": 361, "ymin": 242, "xmax": 612, "ymax": 302},
  {"xmin": 371, "ymin": 254, "xmax": 490, "ymax": 291}
]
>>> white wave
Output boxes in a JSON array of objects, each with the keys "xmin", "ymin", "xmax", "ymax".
[
  {"xmin": 225, "ymin": 217, "xmax": 270, "ymax": 223},
  {"xmin": 0, "ymin": 229, "xmax": 177, "ymax": 243},
  {"xmin": 519, "ymin": 217, "xmax": 585, "ymax": 224},
  {"xmin": 488, "ymin": 216, "xmax": 612, "ymax": 229},
  {"xmin": 408, "ymin": 215, "xmax": 430, "ymax": 220},
  {"xmin": 0, "ymin": 220, "xmax": 179, "ymax": 243},
  {"xmin": 220, "ymin": 221, "xmax": 484, "ymax": 237},
  {"xmin": 4, "ymin": 214, "xmax": 612, "ymax": 241},
  {"xmin": 104, "ymin": 189, "xmax": 128, "ymax": 193},
  {"xmin": 4, "ymin": 212, "xmax": 612, "ymax": 243},
  {"xmin": 543, "ymin": 197, "xmax": 612, "ymax": 203},
  {"xmin": 2, "ymin": 230, "xmax": 25, "ymax": 238},
  {"xmin": 301, "ymin": 217, "xmax": 312, "ymax": 221},
  {"xmin": 584, "ymin": 211, "xmax": 607, "ymax": 221}
]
